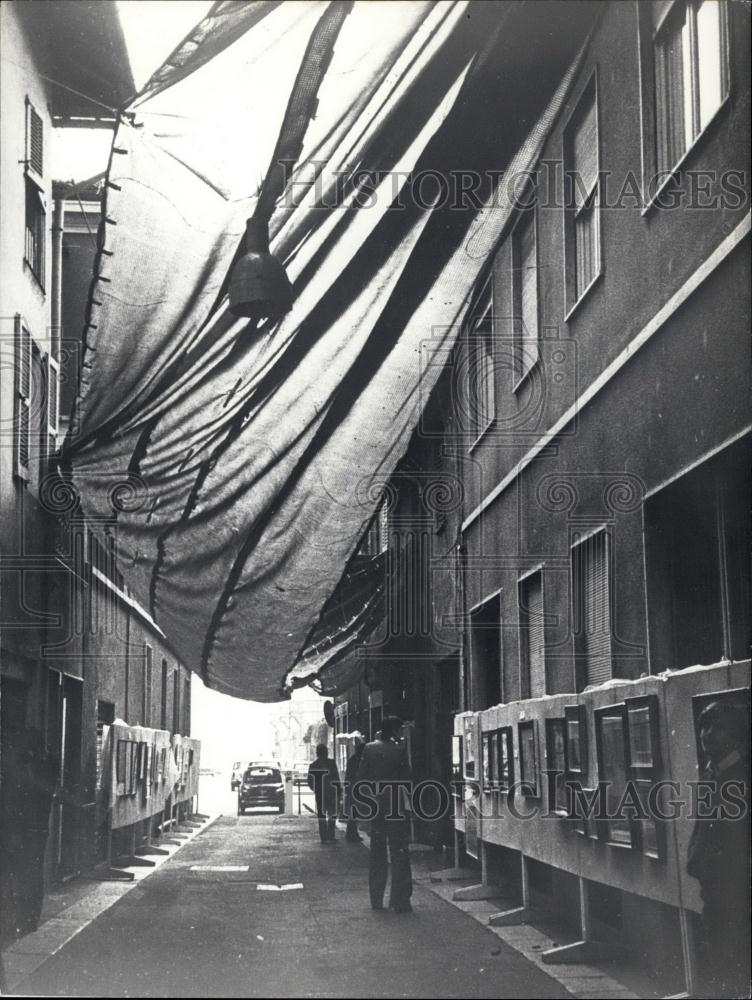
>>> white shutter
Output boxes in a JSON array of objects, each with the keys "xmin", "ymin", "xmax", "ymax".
[
  {"xmin": 14, "ymin": 315, "xmax": 31, "ymax": 479},
  {"xmin": 45, "ymin": 352, "xmax": 59, "ymax": 461},
  {"xmin": 25, "ymin": 99, "xmax": 44, "ymax": 185}
]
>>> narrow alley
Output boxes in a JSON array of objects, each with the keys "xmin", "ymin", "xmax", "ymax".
[{"xmin": 6, "ymin": 802, "xmax": 571, "ymax": 999}]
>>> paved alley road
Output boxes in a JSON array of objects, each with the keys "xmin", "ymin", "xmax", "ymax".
[{"xmin": 11, "ymin": 813, "xmax": 570, "ymax": 999}]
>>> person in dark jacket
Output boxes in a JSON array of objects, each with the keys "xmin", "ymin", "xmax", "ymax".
[
  {"xmin": 357, "ymin": 716, "xmax": 413, "ymax": 913},
  {"xmin": 687, "ymin": 700, "xmax": 750, "ymax": 999},
  {"xmin": 344, "ymin": 736, "xmax": 365, "ymax": 843},
  {"xmin": 307, "ymin": 744, "xmax": 340, "ymax": 843},
  {"xmin": 0, "ymin": 729, "xmax": 57, "ymax": 943}
]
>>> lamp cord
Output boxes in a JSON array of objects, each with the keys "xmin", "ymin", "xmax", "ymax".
[{"xmin": 253, "ymin": 1, "xmax": 354, "ymax": 232}]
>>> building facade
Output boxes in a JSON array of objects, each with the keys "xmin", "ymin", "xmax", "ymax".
[
  {"xmin": 0, "ymin": 2, "xmax": 196, "ymax": 928},
  {"xmin": 334, "ymin": 1, "xmax": 750, "ymax": 993}
]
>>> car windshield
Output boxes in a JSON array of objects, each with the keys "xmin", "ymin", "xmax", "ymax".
[{"xmin": 244, "ymin": 767, "xmax": 281, "ymax": 783}]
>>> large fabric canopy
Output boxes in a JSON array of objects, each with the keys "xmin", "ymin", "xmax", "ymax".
[{"xmin": 64, "ymin": 0, "xmax": 588, "ymax": 700}]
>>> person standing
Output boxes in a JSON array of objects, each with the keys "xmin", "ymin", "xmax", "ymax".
[
  {"xmin": 307, "ymin": 744, "xmax": 340, "ymax": 843},
  {"xmin": 687, "ymin": 700, "xmax": 750, "ymax": 999},
  {"xmin": 357, "ymin": 716, "xmax": 413, "ymax": 913},
  {"xmin": 344, "ymin": 736, "xmax": 365, "ymax": 843}
]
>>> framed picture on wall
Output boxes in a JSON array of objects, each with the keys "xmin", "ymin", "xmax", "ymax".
[
  {"xmin": 518, "ymin": 720, "xmax": 539, "ymax": 797},
  {"xmin": 565, "ymin": 705, "xmax": 588, "ymax": 778},
  {"xmin": 595, "ymin": 705, "xmax": 633, "ymax": 848},
  {"xmin": 482, "ymin": 731, "xmax": 494, "ymax": 788},
  {"xmin": 498, "ymin": 727, "xmax": 514, "ymax": 791},
  {"xmin": 633, "ymin": 778, "xmax": 666, "ymax": 860},
  {"xmin": 463, "ymin": 715, "xmax": 477, "ymax": 780},
  {"xmin": 625, "ymin": 695, "xmax": 661, "ymax": 775},
  {"xmin": 452, "ymin": 734, "xmax": 463, "ymax": 783},
  {"xmin": 691, "ymin": 687, "xmax": 751, "ymax": 771},
  {"xmin": 116, "ymin": 740, "xmax": 128, "ymax": 796},
  {"xmin": 545, "ymin": 718, "xmax": 568, "ymax": 815}
]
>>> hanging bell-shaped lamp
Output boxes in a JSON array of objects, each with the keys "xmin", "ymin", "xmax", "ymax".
[
  {"xmin": 227, "ymin": 1, "xmax": 353, "ymax": 322},
  {"xmin": 228, "ymin": 216, "xmax": 292, "ymax": 320}
]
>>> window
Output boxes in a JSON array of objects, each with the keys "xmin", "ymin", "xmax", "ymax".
[
  {"xmin": 13, "ymin": 316, "xmax": 31, "ymax": 479},
  {"xmin": 160, "ymin": 660, "xmax": 168, "ymax": 730},
  {"xmin": 183, "ymin": 677, "xmax": 190, "ymax": 734},
  {"xmin": 518, "ymin": 569, "xmax": 546, "ymax": 698},
  {"xmin": 44, "ymin": 353, "xmax": 59, "ymax": 464},
  {"xmin": 572, "ymin": 530, "xmax": 612, "ymax": 689},
  {"xmin": 24, "ymin": 100, "xmax": 46, "ymax": 287},
  {"xmin": 143, "ymin": 645, "xmax": 153, "ymax": 727},
  {"xmin": 512, "ymin": 207, "xmax": 539, "ymax": 385},
  {"xmin": 644, "ymin": 437, "xmax": 750, "ymax": 672},
  {"xmin": 469, "ymin": 592, "xmax": 502, "ymax": 709},
  {"xmin": 650, "ymin": 0, "xmax": 729, "ymax": 179},
  {"xmin": 172, "ymin": 670, "xmax": 180, "ymax": 734},
  {"xmin": 467, "ymin": 281, "xmax": 495, "ymax": 439},
  {"xmin": 564, "ymin": 75, "xmax": 600, "ymax": 309}
]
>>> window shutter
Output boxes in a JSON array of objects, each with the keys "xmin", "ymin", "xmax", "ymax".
[
  {"xmin": 572, "ymin": 94, "xmax": 598, "ymax": 207},
  {"xmin": 583, "ymin": 532, "xmax": 612, "ymax": 685},
  {"xmin": 516, "ymin": 211, "xmax": 539, "ymax": 377},
  {"xmin": 14, "ymin": 315, "xmax": 31, "ymax": 479},
  {"xmin": 525, "ymin": 573, "xmax": 546, "ymax": 697},
  {"xmin": 26, "ymin": 101, "xmax": 44, "ymax": 182},
  {"xmin": 144, "ymin": 645, "xmax": 153, "ymax": 726},
  {"xmin": 520, "ymin": 572, "xmax": 546, "ymax": 697},
  {"xmin": 45, "ymin": 353, "xmax": 59, "ymax": 460}
]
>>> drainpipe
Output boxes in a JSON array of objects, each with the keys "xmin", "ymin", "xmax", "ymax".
[{"xmin": 51, "ymin": 198, "xmax": 64, "ymax": 360}]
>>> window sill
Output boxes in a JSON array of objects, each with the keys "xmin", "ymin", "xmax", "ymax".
[
  {"xmin": 23, "ymin": 258, "xmax": 46, "ymax": 294},
  {"xmin": 641, "ymin": 94, "xmax": 731, "ymax": 217},
  {"xmin": 513, "ymin": 357, "xmax": 538, "ymax": 395},
  {"xmin": 469, "ymin": 416, "xmax": 496, "ymax": 454},
  {"xmin": 564, "ymin": 268, "xmax": 603, "ymax": 324}
]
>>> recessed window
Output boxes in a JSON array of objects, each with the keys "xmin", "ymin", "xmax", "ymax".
[
  {"xmin": 519, "ymin": 569, "xmax": 546, "ymax": 698},
  {"xmin": 469, "ymin": 592, "xmax": 502, "ymax": 709},
  {"xmin": 644, "ymin": 437, "xmax": 750, "ymax": 672},
  {"xmin": 639, "ymin": 1, "xmax": 730, "ymax": 200},
  {"xmin": 653, "ymin": 0, "xmax": 728, "ymax": 175},
  {"xmin": 512, "ymin": 207, "xmax": 539, "ymax": 385},
  {"xmin": 572, "ymin": 529, "xmax": 612, "ymax": 690},
  {"xmin": 564, "ymin": 75, "xmax": 601, "ymax": 310},
  {"xmin": 467, "ymin": 282, "xmax": 495, "ymax": 440}
]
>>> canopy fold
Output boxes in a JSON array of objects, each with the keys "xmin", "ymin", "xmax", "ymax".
[{"xmin": 64, "ymin": 1, "xmax": 586, "ymax": 700}]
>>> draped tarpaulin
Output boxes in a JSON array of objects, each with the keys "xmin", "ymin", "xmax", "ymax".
[{"xmin": 64, "ymin": 0, "xmax": 587, "ymax": 701}]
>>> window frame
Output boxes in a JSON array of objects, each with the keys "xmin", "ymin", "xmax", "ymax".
[
  {"xmin": 571, "ymin": 526, "xmax": 613, "ymax": 692},
  {"xmin": 13, "ymin": 315, "xmax": 32, "ymax": 482},
  {"xmin": 518, "ymin": 565, "xmax": 547, "ymax": 700},
  {"xmin": 545, "ymin": 716, "xmax": 569, "ymax": 816},
  {"xmin": 23, "ymin": 98, "xmax": 46, "ymax": 290},
  {"xmin": 466, "ymin": 275, "xmax": 496, "ymax": 449},
  {"xmin": 562, "ymin": 69, "xmax": 602, "ymax": 319},
  {"xmin": 511, "ymin": 200, "xmax": 540, "ymax": 393},
  {"xmin": 594, "ymin": 703, "xmax": 635, "ymax": 849},
  {"xmin": 637, "ymin": 0, "xmax": 731, "ymax": 212}
]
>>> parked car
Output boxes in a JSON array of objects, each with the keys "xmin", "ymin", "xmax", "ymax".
[{"xmin": 237, "ymin": 764, "xmax": 285, "ymax": 814}]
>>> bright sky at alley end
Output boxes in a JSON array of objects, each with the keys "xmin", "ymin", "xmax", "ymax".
[{"xmin": 117, "ymin": 0, "xmax": 214, "ymax": 91}]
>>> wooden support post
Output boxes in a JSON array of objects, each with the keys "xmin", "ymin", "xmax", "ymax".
[
  {"xmin": 521, "ymin": 854, "xmax": 530, "ymax": 910},
  {"xmin": 579, "ymin": 875, "xmax": 590, "ymax": 941},
  {"xmin": 678, "ymin": 906, "xmax": 697, "ymax": 997}
]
